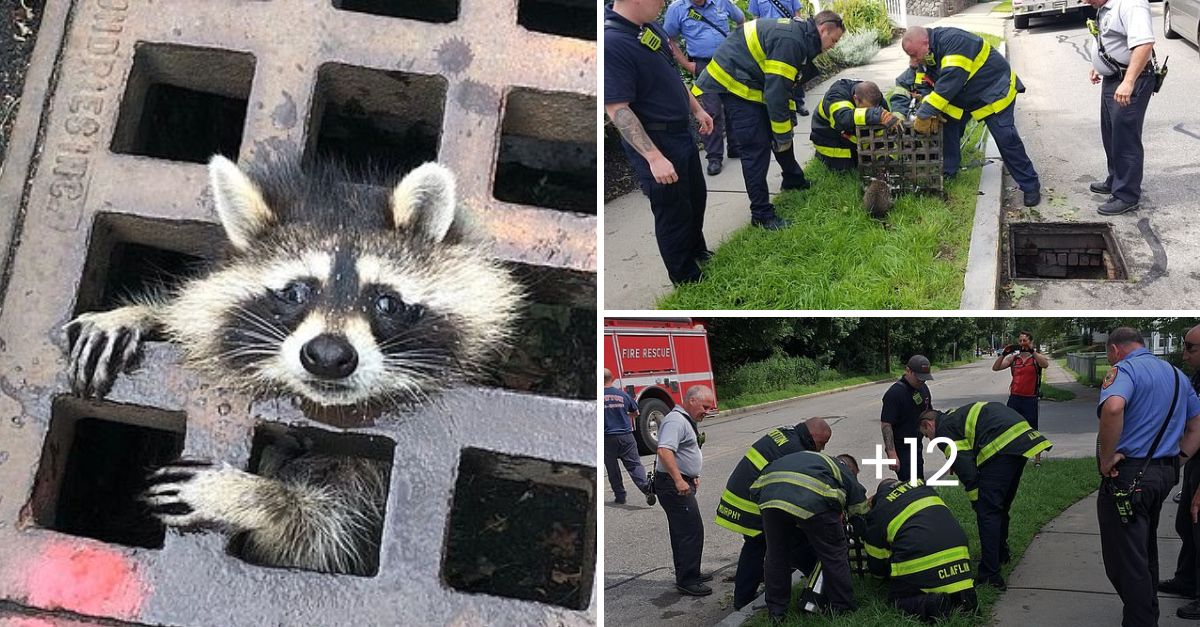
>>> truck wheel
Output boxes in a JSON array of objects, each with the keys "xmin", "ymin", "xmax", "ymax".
[
  {"xmin": 1164, "ymin": 4, "xmax": 1180, "ymax": 38},
  {"xmin": 1014, "ymin": 14, "xmax": 1029, "ymax": 29},
  {"xmin": 635, "ymin": 398, "xmax": 669, "ymax": 455}
]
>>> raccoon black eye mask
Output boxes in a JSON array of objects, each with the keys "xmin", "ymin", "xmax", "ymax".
[{"xmin": 65, "ymin": 155, "xmax": 523, "ymax": 408}]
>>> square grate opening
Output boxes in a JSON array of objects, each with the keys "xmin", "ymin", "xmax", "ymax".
[
  {"xmin": 855, "ymin": 125, "xmax": 943, "ymax": 196},
  {"xmin": 494, "ymin": 89, "xmax": 595, "ymax": 214},
  {"xmin": 28, "ymin": 397, "xmax": 186, "ymax": 549},
  {"xmin": 74, "ymin": 213, "xmax": 225, "ymax": 320},
  {"xmin": 1009, "ymin": 222, "xmax": 1128, "ymax": 280},
  {"xmin": 443, "ymin": 448, "xmax": 595, "ymax": 610},
  {"xmin": 332, "ymin": 0, "xmax": 459, "ymax": 23},
  {"xmin": 518, "ymin": 0, "xmax": 596, "ymax": 40},
  {"xmin": 308, "ymin": 63, "xmax": 447, "ymax": 184},
  {"xmin": 111, "ymin": 43, "xmax": 255, "ymax": 164},
  {"xmin": 227, "ymin": 423, "xmax": 395, "ymax": 576}
]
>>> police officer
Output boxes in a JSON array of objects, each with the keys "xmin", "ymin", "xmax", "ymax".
[
  {"xmin": 1098, "ymin": 327, "xmax": 1200, "ymax": 626},
  {"xmin": 715, "ymin": 417, "xmax": 832, "ymax": 609},
  {"xmin": 864, "ymin": 478, "xmax": 978, "ymax": 622},
  {"xmin": 1165, "ymin": 324, "xmax": 1200, "ymax": 619},
  {"xmin": 918, "ymin": 400, "xmax": 1052, "ymax": 588},
  {"xmin": 1081, "ymin": 0, "xmax": 1156, "ymax": 215},
  {"xmin": 881, "ymin": 355, "xmax": 934, "ymax": 484},
  {"xmin": 901, "ymin": 26, "xmax": 1042, "ymax": 207},
  {"xmin": 746, "ymin": 0, "xmax": 813, "ymax": 117},
  {"xmin": 693, "ymin": 11, "xmax": 846, "ymax": 230},
  {"xmin": 656, "ymin": 384, "xmax": 716, "ymax": 596},
  {"xmin": 605, "ymin": 0, "xmax": 715, "ymax": 286},
  {"xmin": 809, "ymin": 79, "xmax": 900, "ymax": 172},
  {"xmin": 992, "ymin": 330, "xmax": 1050, "ymax": 466},
  {"xmin": 663, "ymin": 0, "xmax": 744, "ymax": 176},
  {"xmin": 750, "ymin": 450, "xmax": 868, "ymax": 621}
]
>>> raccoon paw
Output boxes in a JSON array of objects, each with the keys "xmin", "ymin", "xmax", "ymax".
[
  {"xmin": 143, "ymin": 459, "xmax": 259, "ymax": 529},
  {"xmin": 64, "ymin": 307, "xmax": 152, "ymax": 398}
]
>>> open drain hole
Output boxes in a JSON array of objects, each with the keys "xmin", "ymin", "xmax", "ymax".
[
  {"xmin": 519, "ymin": 0, "xmax": 595, "ymax": 40},
  {"xmin": 494, "ymin": 89, "xmax": 595, "ymax": 214},
  {"xmin": 27, "ymin": 397, "xmax": 186, "ymax": 549},
  {"xmin": 111, "ymin": 43, "xmax": 255, "ymax": 164},
  {"xmin": 332, "ymin": 0, "xmax": 458, "ymax": 23},
  {"xmin": 308, "ymin": 63, "xmax": 447, "ymax": 184},
  {"xmin": 443, "ymin": 448, "xmax": 595, "ymax": 610},
  {"xmin": 1009, "ymin": 222, "xmax": 1128, "ymax": 280},
  {"xmin": 227, "ymin": 423, "xmax": 395, "ymax": 577}
]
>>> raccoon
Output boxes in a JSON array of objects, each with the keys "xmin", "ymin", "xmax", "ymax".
[
  {"xmin": 64, "ymin": 155, "xmax": 524, "ymax": 574},
  {"xmin": 862, "ymin": 177, "xmax": 893, "ymax": 220}
]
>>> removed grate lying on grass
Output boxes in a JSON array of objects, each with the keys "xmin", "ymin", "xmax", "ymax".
[{"xmin": 741, "ymin": 457, "xmax": 1099, "ymax": 627}]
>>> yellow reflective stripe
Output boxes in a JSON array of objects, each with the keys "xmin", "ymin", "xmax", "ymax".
[
  {"xmin": 722, "ymin": 489, "xmax": 761, "ymax": 515},
  {"xmin": 941, "ymin": 54, "xmax": 972, "ymax": 72},
  {"xmin": 890, "ymin": 546, "xmax": 971, "ymax": 577},
  {"xmin": 966, "ymin": 488, "xmax": 979, "ymax": 501},
  {"xmin": 760, "ymin": 499, "xmax": 815, "ymax": 519},
  {"xmin": 828, "ymin": 100, "xmax": 854, "ymax": 116},
  {"xmin": 887, "ymin": 496, "xmax": 945, "ymax": 543},
  {"xmin": 1026, "ymin": 438, "xmax": 1053, "ymax": 459},
  {"xmin": 715, "ymin": 516, "xmax": 763, "ymax": 537},
  {"xmin": 752, "ymin": 472, "xmax": 846, "ymax": 503},
  {"xmin": 853, "ymin": 108, "xmax": 868, "ymax": 126},
  {"xmin": 915, "ymin": 71, "xmax": 926, "ymax": 84},
  {"xmin": 771, "ymin": 118, "xmax": 792, "ymax": 134},
  {"xmin": 865, "ymin": 542, "xmax": 892, "ymax": 559},
  {"xmin": 922, "ymin": 579, "xmax": 975, "ymax": 594},
  {"xmin": 789, "ymin": 100, "xmax": 796, "ymax": 111},
  {"xmin": 978, "ymin": 422, "xmax": 1031, "ymax": 466},
  {"xmin": 969, "ymin": 41, "xmax": 991, "ymax": 78},
  {"xmin": 923, "ymin": 91, "xmax": 964, "ymax": 120},
  {"xmin": 764, "ymin": 60, "xmax": 797, "ymax": 80},
  {"xmin": 971, "ymin": 71, "xmax": 1018, "ymax": 120},
  {"xmin": 964, "ymin": 401, "xmax": 987, "ymax": 451},
  {"xmin": 746, "ymin": 447, "xmax": 769, "ymax": 471},
  {"xmin": 691, "ymin": 83, "xmax": 704, "ymax": 96},
  {"xmin": 744, "ymin": 20, "xmax": 767, "ymax": 68},
  {"xmin": 818, "ymin": 453, "xmax": 843, "ymax": 485},
  {"xmin": 848, "ymin": 499, "xmax": 869, "ymax": 516},
  {"xmin": 949, "ymin": 439, "xmax": 969, "ymax": 458},
  {"xmin": 814, "ymin": 144, "xmax": 852, "ymax": 159},
  {"xmin": 706, "ymin": 60, "xmax": 764, "ymax": 102}
]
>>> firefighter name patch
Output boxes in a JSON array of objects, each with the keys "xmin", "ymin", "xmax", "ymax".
[{"xmin": 1102, "ymin": 367, "xmax": 1118, "ymax": 389}]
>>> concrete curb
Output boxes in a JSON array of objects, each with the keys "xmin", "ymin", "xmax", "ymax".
[
  {"xmin": 712, "ymin": 570, "xmax": 807, "ymax": 627},
  {"xmin": 710, "ymin": 377, "xmax": 894, "ymax": 426}
]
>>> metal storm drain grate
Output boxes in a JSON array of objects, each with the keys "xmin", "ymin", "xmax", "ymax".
[
  {"xmin": 0, "ymin": 1, "xmax": 596, "ymax": 625},
  {"xmin": 855, "ymin": 125, "xmax": 944, "ymax": 195},
  {"xmin": 1009, "ymin": 222, "xmax": 1128, "ymax": 280}
]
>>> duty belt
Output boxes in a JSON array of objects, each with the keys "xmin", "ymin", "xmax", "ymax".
[
  {"xmin": 1119, "ymin": 456, "xmax": 1177, "ymax": 467},
  {"xmin": 643, "ymin": 120, "xmax": 690, "ymax": 132}
]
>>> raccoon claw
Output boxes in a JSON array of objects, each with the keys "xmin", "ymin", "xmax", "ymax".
[
  {"xmin": 144, "ymin": 461, "xmax": 252, "ymax": 529},
  {"xmin": 64, "ymin": 309, "xmax": 148, "ymax": 398}
]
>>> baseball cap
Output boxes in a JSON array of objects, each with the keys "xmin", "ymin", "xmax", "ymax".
[{"xmin": 907, "ymin": 355, "xmax": 933, "ymax": 381}]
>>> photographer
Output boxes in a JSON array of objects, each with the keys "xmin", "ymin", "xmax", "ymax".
[{"xmin": 993, "ymin": 331, "xmax": 1050, "ymax": 466}]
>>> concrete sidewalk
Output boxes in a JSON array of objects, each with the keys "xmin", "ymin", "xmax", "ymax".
[{"xmin": 603, "ymin": 2, "xmax": 1009, "ymax": 309}]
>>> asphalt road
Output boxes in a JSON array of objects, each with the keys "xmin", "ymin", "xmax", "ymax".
[
  {"xmin": 602, "ymin": 357, "xmax": 1100, "ymax": 626},
  {"xmin": 1006, "ymin": 6, "xmax": 1200, "ymax": 308}
]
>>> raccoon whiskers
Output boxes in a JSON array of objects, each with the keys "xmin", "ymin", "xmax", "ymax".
[{"xmin": 228, "ymin": 306, "xmax": 288, "ymax": 342}]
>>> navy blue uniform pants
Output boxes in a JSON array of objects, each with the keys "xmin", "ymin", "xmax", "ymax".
[
  {"xmin": 973, "ymin": 454, "xmax": 1025, "ymax": 585},
  {"xmin": 943, "ymin": 104, "xmax": 1039, "ymax": 193},
  {"xmin": 763, "ymin": 508, "xmax": 854, "ymax": 618},
  {"xmin": 692, "ymin": 58, "xmax": 737, "ymax": 162},
  {"xmin": 890, "ymin": 579, "xmax": 978, "ymax": 621},
  {"xmin": 622, "ymin": 128, "xmax": 707, "ymax": 284},
  {"xmin": 655, "ymin": 472, "xmax": 704, "ymax": 586},
  {"xmin": 735, "ymin": 525, "xmax": 817, "ymax": 609},
  {"xmin": 1172, "ymin": 455, "xmax": 1200, "ymax": 595},
  {"xmin": 1099, "ymin": 459, "xmax": 1175, "ymax": 627},
  {"xmin": 604, "ymin": 432, "xmax": 648, "ymax": 499},
  {"xmin": 721, "ymin": 94, "xmax": 807, "ymax": 222},
  {"xmin": 1101, "ymin": 72, "xmax": 1154, "ymax": 203},
  {"xmin": 1006, "ymin": 394, "xmax": 1039, "ymax": 431}
]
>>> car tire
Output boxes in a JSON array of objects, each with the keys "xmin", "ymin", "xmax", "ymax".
[
  {"xmin": 635, "ymin": 397, "xmax": 669, "ymax": 455},
  {"xmin": 1165, "ymin": 4, "xmax": 1181, "ymax": 38},
  {"xmin": 1014, "ymin": 14, "xmax": 1029, "ymax": 28}
]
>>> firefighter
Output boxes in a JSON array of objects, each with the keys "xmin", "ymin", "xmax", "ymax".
[
  {"xmin": 749, "ymin": 450, "xmax": 868, "ymax": 621},
  {"xmin": 901, "ymin": 25, "xmax": 1042, "ymax": 207},
  {"xmin": 715, "ymin": 417, "xmax": 833, "ymax": 609},
  {"xmin": 918, "ymin": 401, "xmax": 1053, "ymax": 588},
  {"xmin": 886, "ymin": 63, "xmax": 938, "ymax": 118},
  {"xmin": 865, "ymin": 478, "xmax": 978, "ymax": 622},
  {"xmin": 692, "ymin": 11, "xmax": 846, "ymax": 230},
  {"xmin": 809, "ymin": 79, "xmax": 901, "ymax": 172}
]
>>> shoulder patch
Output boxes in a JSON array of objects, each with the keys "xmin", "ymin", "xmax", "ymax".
[{"xmin": 1102, "ymin": 367, "xmax": 1118, "ymax": 389}]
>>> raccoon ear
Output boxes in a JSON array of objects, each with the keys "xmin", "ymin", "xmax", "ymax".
[
  {"xmin": 391, "ymin": 163, "xmax": 456, "ymax": 243},
  {"xmin": 208, "ymin": 156, "xmax": 275, "ymax": 250}
]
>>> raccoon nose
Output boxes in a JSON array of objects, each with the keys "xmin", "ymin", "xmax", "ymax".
[{"xmin": 300, "ymin": 334, "xmax": 359, "ymax": 379}]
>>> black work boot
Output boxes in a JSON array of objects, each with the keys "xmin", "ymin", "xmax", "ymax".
[
  {"xmin": 1159, "ymin": 577, "xmax": 1197, "ymax": 597},
  {"xmin": 1179, "ymin": 600, "xmax": 1200, "ymax": 619}
]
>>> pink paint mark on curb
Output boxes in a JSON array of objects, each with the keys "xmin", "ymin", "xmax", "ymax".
[{"xmin": 25, "ymin": 542, "xmax": 144, "ymax": 619}]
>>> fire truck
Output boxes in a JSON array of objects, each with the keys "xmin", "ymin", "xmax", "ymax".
[{"xmin": 603, "ymin": 318, "xmax": 716, "ymax": 454}]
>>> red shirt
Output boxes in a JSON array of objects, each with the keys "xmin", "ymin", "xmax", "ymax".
[{"xmin": 1010, "ymin": 354, "xmax": 1040, "ymax": 397}]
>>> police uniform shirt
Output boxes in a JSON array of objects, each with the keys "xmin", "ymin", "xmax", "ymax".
[
  {"xmin": 604, "ymin": 386, "xmax": 638, "ymax": 435},
  {"xmin": 1099, "ymin": 347, "xmax": 1200, "ymax": 458},
  {"xmin": 882, "ymin": 376, "xmax": 933, "ymax": 447},
  {"xmin": 663, "ymin": 0, "xmax": 744, "ymax": 59},
  {"xmin": 747, "ymin": 0, "xmax": 801, "ymax": 18},
  {"xmin": 604, "ymin": 7, "xmax": 691, "ymax": 126},
  {"xmin": 1089, "ymin": 0, "xmax": 1155, "ymax": 77},
  {"xmin": 659, "ymin": 406, "xmax": 704, "ymax": 477}
]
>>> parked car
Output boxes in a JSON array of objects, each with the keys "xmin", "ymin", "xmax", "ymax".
[
  {"xmin": 1165, "ymin": 0, "xmax": 1200, "ymax": 58},
  {"xmin": 1013, "ymin": 0, "xmax": 1090, "ymax": 28}
]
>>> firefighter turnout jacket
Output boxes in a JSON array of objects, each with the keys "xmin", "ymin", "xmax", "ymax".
[
  {"xmin": 809, "ymin": 78, "xmax": 893, "ymax": 161},
  {"xmin": 716, "ymin": 424, "xmax": 818, "ymax": 536},
  {"xmin": 865, "ymin": 480, "xmax": 975, "ymax": 594},
  {"xmin": 693, "ymin": 17, "xmax": 824, "ymax": 147},
  {"xmin": 887, "ymin": 65, "xmax": 939, "ymax": 115},
  {"xmin": 934, "ymin": 401, "xmax": 1053, "ymax": 501},
  {"xmin": 750, "ymin": 451, "xmax": 869, "ymax": 520},
  {"xmin": 915, "ymin": 27, "xmax": 1024, "ymax": 122}
]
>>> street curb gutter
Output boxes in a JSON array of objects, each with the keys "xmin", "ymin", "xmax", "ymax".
[
  {"xmin": 960, "ymin": 41, "xmax": 1008, "ymax": 310},
  {"xmin": 709, "ymin": 377, "xmax": 893, "ymax": 426},
  {"xmin": 713, "ymin": 570, "xmax": 807, "ymax": 627}
]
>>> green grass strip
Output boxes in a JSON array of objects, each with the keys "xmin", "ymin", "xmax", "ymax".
[
  {"xmin": 993, "ymin": 1, "xmax": 1014, "ymax": 13},
  {"xmin": 741, "ymin": 457, "xmax": 1098, "ymax": 627}
]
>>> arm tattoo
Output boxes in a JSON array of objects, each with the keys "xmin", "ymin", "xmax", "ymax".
[
  {"xmin": 612, "ymin": 106, "xmax": 659, "ymax": 156},
  {"xmin": 881, "ymin": 423, "xmax": 896, "ymax": 452}
]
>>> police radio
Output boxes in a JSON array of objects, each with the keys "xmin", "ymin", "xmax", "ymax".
[{"xmin": 639, "ymin": 27, "xmax": 662, "ymax": 52}]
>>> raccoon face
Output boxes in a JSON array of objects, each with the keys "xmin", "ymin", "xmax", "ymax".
[{"xmin": 164, "ymin": 157, "xmax": 522, "ymax": 408}]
